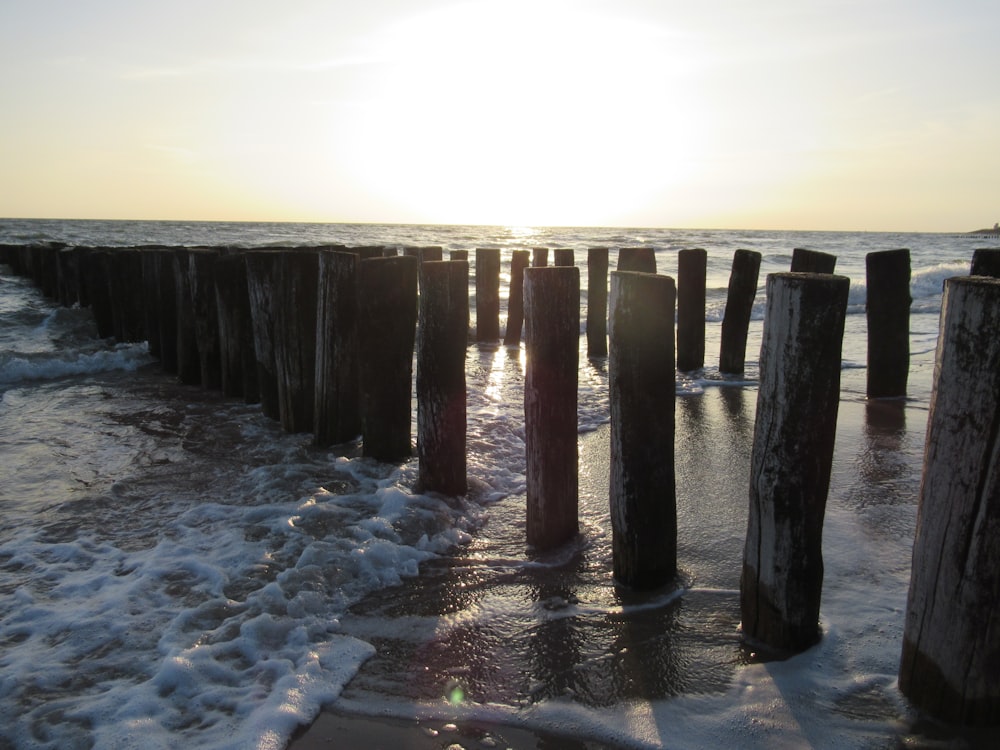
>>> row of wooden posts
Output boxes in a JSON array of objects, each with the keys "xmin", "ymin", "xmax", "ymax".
[{"xmin": 3, "ymin": 242, "xmax": 1000, "ymax": 727}]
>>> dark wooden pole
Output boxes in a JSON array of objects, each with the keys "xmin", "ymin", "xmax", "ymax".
[
  {"xmin": 503, "ymin": 249, "xmax": 530, "ymax": 347},
  {"xmin": 417, "ymin": 260, "xmax": 469, "ymax": 495},
  {"xmin": 82, "ymin": 249, "xmax": 115, "ymax": 340},
  {"xmin": 314, "ymin": 250, "xmax": 362, "ymax": 446},
  {"xmin": 609, "ymin": 270, "xmax": 677, "ymax": 589},
  {"xmin": 553, "ymin": 248, "xmax": 575, "ymax": 266},
  {"xmin": 450, "ymin": 249, "xmax": 468, "ymax": 261},
  {"xmin": 475, "ymin": 248, "xmax": 501, "ymax": 343},
  {"xmin": 214, "ymin": 250, "xmax": 259, "ymax": 403},
  {"xmin": 532, "ymin": 248, "xmax": 549, "ymax": 267},
  {"xmin": 188, "ymin": 248, "xmax": 223, "ymax": 390},
  {"xmin": 359, "ymin": 255, "xmax": 419, "ymax": 461},
  {"xmin": 676, "ymin": 248, "xmax": 706, "ymax": 372},
  {"xmin": 790, "ymin": 248, "xmax": 837, "ymax": 273},
  {"xmin": 740, "ymin": 272, "xmax": 849, "ymax": 653},
  {"xmin": 719, "ymin": 249, "xmax": 762, "ymax": 374},
  {"xmin": 524, "ymin": 266, "xmax": 580, "ymax": 550},
  {"xmin": 154, "ymin": 249, "xmax": 179, "ymax": 374},
  {"xmin": 899, "ymin": 276, "xmax": 1000, "ymax": 725},
  {"xmin": 866, "ymin": 249, "xmax": 911, "ymax": 399},
  {"xmin": 970, "ymin": 248, "xmax": 1000, "ymax": 277},
  {"xmin": 108, "ymin": 249, "xmax": 146, "ymax": 343},
  {"xmin": 245, "ymin": 250, "xmax": 282, "ymax": 420},
  {"xmin": 173, "ymin": 248, "xmax": 202, "ymax": 385},
  {"xmin": 586, "ymin": 247, "xmax": 609, "ymax": 358},
  {"xmin": 141, "ymin": 249, "xmax": 162, "ymax": 358},
  {"xmin": 617, "ymin": 247, "xmax": 656, "ymax": 273},
  {"xmin": 272, "ymin": 249, "xmax": 319, "ymax": 433}
]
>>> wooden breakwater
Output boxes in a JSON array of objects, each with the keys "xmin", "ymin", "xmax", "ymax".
[{"xmin": 5, "ymin": 240, "xmax": 1000, "ymax": 728}]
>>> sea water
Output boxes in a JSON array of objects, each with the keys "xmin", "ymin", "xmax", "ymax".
[{"xmin": 0, "ymin": 220, "xmax": 988, "ymax": 749}]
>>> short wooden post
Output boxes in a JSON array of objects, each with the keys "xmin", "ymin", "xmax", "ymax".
[
  {"xmin": 609, "ymin": 271, "xmax": 677, "ymax": 589},
  {"xmin": 418, "ymin": 246, "xmax": 443, "ymax": 263},
  {"xmin": 108, "ymin": 249, "xmax": 146, "ymax": 343},
  {"xmin": 740, "ymin": 272, "xmax": 849, "ymax": 653},
  {"xmin": 173, "ymin": 248, "xmax": 202, "ymax": 385},
  {"xmin": 141, "ymin": 249, "xmax": 162, "ymax": 358},
  {"xmin": 56, "ymin": 247, "xmax": 80, "ymax": 308},
  {"xmin": 790, "ymin": 248, "xmax": 837, "ymax": 273},
  {"xmin": 475, "ymin": 248, "xmax": 501, "ymax": 343},
  {"xmin": 553, "ymin": 248, "xmax": 575, "ymax": 266},
  {"xmin": 503, "ymin": 249, "xmax": 530, "ymax": 347},
  {"xmin": 899, "ymin": 275, "xmax": 1000, "ymax": 725},
  {"xmin": 676, "ymin": 248, "xmax": 706, "ymax": 372},
  {"xmin": 524, "ymin": 266, "xmax": 580, "ymax": 550},
  {"xmin": 214, "ymin": 251, "xmax": 259, "ymax": 403},
  {"xmin": 245, "ymin": 250, "xmax": 282, "ymax": 420},
  {"xmin": 719, "ymin": 249, "xmax": 762, "ymax": 374},
  {"xmin": 314, "ymin": 250, "xmax": 362, "ymax": 446},
  {"xmin": 532, "ymin": 248, "xmax": 549, "ymax": 267},
  {"xmin": 617, "ymin": 247, "xmax": 656, "ymax": 273},
  {"xmin": 272, "ymin": 249, "xmax": 319, "ymax": 433},
  {"xmin": 866, "ymin": 249, "xmax": 911, "ymax": 398},
  {"xmin": 82, "ymin": 249, "xmax": 115, "ymax": 339},
  {"xmin": 586, "ymin": 247, "xmax": 609, "ymax": 358},
  {"xmin": 359, "ymin": 255, "xmax": 419, "ymax": 461},
  {"xmin": 970, "ymin": 248, "xmax": 1000, "ymax": 277},
  {"xmin": 155, "ymin": 249, "xmax": 179, "ymax": 373},
  {"xmin": 417, "ymin": 260, "xmax": 469, "ymax": 495},
  {"xmin": 188, "ymin": 249, "xmax": 223, "ymax": 390}
]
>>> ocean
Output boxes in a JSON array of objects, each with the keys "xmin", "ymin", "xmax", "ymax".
[{"xmin": 0, "ymin": 219, "xmax": 990, "ymax": 749}]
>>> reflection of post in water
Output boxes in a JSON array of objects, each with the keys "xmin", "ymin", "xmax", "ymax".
[
  {"xmin": 606, "ymin": 591, "xmax": 684, "ymax": 699},
  {"xmin": 527, "ymin": 581, "xmax": 583, "ymax": 703},
  {"xmin": 860, "ymin": 400, "xmax": 908, "ymax": 487}
]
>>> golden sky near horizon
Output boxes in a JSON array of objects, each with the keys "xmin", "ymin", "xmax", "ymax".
[{"xmin": 1, "ymin": 0, "xmax": 997, "ymax": 231}]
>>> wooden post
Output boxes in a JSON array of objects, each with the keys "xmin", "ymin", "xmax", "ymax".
[
  {"xmin": 173, "ymin": 248, "xmax": 202, "ymax": 385},
  {"xmin": 532, "ymin": 248, "xmax": 549, "ymax": 267},
  {"xmin": 188, "ymin": 248, "xmax": 223, "ymax": 390},
  {"xmin": 719, "ymin": 249, "xmax": 762, "ymax": 374},
  {"xmin": 609, "ymin": 270, "xmax": 677, "ymax": 589},
  {"xmin": 553, "ymin": 248, "xmax": 575, "ymax": 266},
  {"xmin": 676, "ymin": 248, "xmax": 707, "ymax": 372},
  {"xmin": 503, "ymin": 249, "xmax": 530, "ymax": 347},
  {"xmin": 524, "ymin": 266, "xmax": 580, "ymax": 550},
  {"xmin": 970, "ymin": 248, "xmax": 1000, "ymax": 277},
  {"xmin": 272, "ymin": 249, "xmax": 319, "ymax": 433},
  {"xmin": 790, "ymin": 248, "xmax": 837, "ymax": 273},
  {"xmin": 108, "ymin": 249, "xmax": 146, "ymax": 343},
  {"xmin": 617, "ymin": 247, "xmax": 656, "ymax": 273},
  {"xmin": 417, "ymin": 260, "xmax": 469, "ymax": 495},
  {"xmin": 359, "ymin": 255, "xmax": 419, "ymax": 461},
  {"xmin": 141, "ymin": 249, "xmax": 162, "ymax": 358},
  {"xmin": 155, "ymin": 249, "xmax": 179, "ymax": 374},
  {"xmin": 245, "ymin": 250, "xmax": 282, "ymax": 420},
  {"xmin": 475, "ymin": 248, "xmax": 501, "ymax": 343},
  {"xmin": 741, "ymin": 272, "xmax": 850, "ymax": 652},
  {"xmin": 586, "ymin": 247, "xmax": 609, "ymax": 358},
  {"xmin": 899, "ymin": 275, "xmax": 1000, "ymax": 725},
  {"xmin": 214, "ymin": 250, "xmax": 259, "ymax": 403},
  {"xmin": 866, "ymin": 249, "xmax": 911, "ymax": 399},
  {"xmin": 450, "ymin": 249, "xmax": 468, "ymax": 261},
  {"xmin": 82, "ymin": 249, "xmax": 116, "ymax": 340},
  {"xmin": 56, "ymin": 247, "xmax": 80, "ymax": 308},
  {"xmin": 314, "ymin": 250, "xmax": 362, "ymax": 446}
]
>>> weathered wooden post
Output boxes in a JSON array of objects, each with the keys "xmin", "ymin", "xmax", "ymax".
[
  {"xmin": 476, "ymin": 248, "xmax": 501, "ymax": 343},
  {"xmin": 82, "ymin": 249, "xmax": 116, "ymax": 339},
  {"xmin": 676, "ymin": 248, "xmax": 707, "ymax": 372},
  {"xmin": 617, "ymin": 247, "xmax": 656, "ymax": 273},
  {"xmin": 450, "ymin": 249, "xmax": 468, "ymax": 261},
  {"xmin": 245, "ymin": 249, "xmax": 282, "ymax": 420},
  {"xmin": 271, "ymin": 249, "xmax": 319, "ymax": 433},
  {"xmin": 741, "ymin": 272, "xmax": 850, "ymax": 652},
  {"xmin": 155, "ymin": 249, "xmax": 179, "ymax": 373},
  {"xmin": 214, "ymin": 250, "xmax": 259, "ymax": 403},
  {"xmin": 532, "ymin": 248, "xmax": 549, "ymax": 267},
  {"xmin": 719, "ymin": 249, "xmax": 762, "ymax": 374},
  {"xmin": 524, "ymin": 266, "xmax": 580, "ymax": 550},
  {"xmin": 314, "ymin": 250, "xmax": 362, "ymax": 446},
  {"xmin": 56, "ymin": 247, "xmax": 80, "ymax": 308},
  {"xmin": 108, "ymin": 249, "xmax": 146, "ymax": 343},
  {"xmin": 899, "ymin": 275, "xmax": 1000, "ymax": 725},
  {"xmin": 790, "ymin": 248, "xmax": 837, "ymax": 273},
  {"xmin": 503, "ymin": 249, "xmax": 530, "ymax": 347},
  {"xmin": 417, "ymin": 260, "xmax": 469, "ymax": 495},
  {"xmin": 970, "ymin": 248, "xmax": 1000, "ymax": 277},
  {"xmin": 141, "ymin": 249, "xmax": 162, "ymax": 358},
  {"xmin": 586, "ymin": 247, "xmax": 609, "ymax": 358},
  {"xmin": 188, "ymin": 248, "xmax": 223, "ymax": 390},
  {"xmin": 173, "ymin": 248, "xmax": 202, "ymax": 385},
  {"xmin": 553, "ymin": 248, "xmax": 575, "ymax": 266},
  {"xmin": 866, "ymin": 249, "xmax": 911, "ymax": 399},
  {"xmin": 609, "ymin": 271, "xmax": 677, "ymax": 589},
  {"xmin": 359, "ymin": 255, "xmax": 419, "ymax": 461}
]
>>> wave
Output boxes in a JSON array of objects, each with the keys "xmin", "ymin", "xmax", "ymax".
[{"xmin": 0, "ymin": 343, "xmax": 153, "ymax": 385}]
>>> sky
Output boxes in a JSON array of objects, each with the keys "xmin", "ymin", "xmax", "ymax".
[{"xmin": 0, "ymin": 0, "xmax": 997, "ymax": 231}]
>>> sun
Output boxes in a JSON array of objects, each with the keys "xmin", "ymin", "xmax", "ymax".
[{"xmin": 337, "ymin": 0, "xmax": 711, "ymax": 226}]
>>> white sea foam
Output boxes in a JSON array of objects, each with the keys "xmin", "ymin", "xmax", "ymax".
[{"xmin": 0, "ymin": 343, "xmax": 152, "ymax": 384}]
